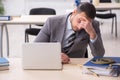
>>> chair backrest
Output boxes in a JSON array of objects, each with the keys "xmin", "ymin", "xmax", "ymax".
[
  {"xmin": 100, "ymin": 0, "xmax": 111, "ymax": 3},
  {"xmin": 29, "ymin": 8, "xmax": 56, "ymax": 26},
  {"xmin": 29, "ymin": 8, "xmax": 56, "ymax": 15}
]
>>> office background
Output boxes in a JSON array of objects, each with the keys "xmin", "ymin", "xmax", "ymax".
[{"xmin": 1, "ymin": 0, "xmax": 120, "ymax": 57}]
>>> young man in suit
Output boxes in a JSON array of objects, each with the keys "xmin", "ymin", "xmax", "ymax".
[{"xmin": 34, "ymin": 2, "xmax": 105, "ymax": 64}]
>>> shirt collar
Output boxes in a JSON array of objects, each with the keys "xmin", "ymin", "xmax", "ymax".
[{"xmin": 67, "ymin": 15, "xmax": 72, "ymax": 30}]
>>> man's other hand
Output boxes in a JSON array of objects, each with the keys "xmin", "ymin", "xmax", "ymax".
[{"xmin": 61, "ymin": 53, "xmax": 70, "ymax": 64}]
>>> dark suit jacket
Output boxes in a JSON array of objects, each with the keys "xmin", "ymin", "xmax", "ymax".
[{"xmin": 34, "ymin": 13, "xmax": 105, "ymax": 58}]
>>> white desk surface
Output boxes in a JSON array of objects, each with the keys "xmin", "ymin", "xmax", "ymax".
[
  {"xmin": 0, "ymin": 58, "xmax": 119, "ymax": 80},
  {"xmin": 66, "ymin": 3, "xmax": 120, "ymax": 13},
  {"xmin": 95, "ymin": 3, "xmax": 120, "ymax": 10},
  {"xmin": 0, "ymin": 15, "xmax": 54, "ymax": 25}
]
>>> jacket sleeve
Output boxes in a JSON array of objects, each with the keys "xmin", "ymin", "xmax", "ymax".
[
  {"xmin": 89, "ymin": 20, "xmax": 105, "ymax": 57},
  {"xmin": 34, "ymin": 18, "xmax": 51, "ymax": 42}
]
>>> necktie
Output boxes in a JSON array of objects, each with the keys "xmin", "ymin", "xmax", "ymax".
[{"xmin": 63, "ymin": 32, "xmax": 76, "ymax": 53}]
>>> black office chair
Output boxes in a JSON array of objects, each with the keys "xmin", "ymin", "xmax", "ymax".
[
  {"xmin": 96, "ymin": 0, "xmax": 117, "ymax": 37},
  {"xmin": 85, "ymin": 49, "xmax": 88, "ymax": 58},
  {"xmin": 25, "ymin": 8, "xmax": 56, "ymax": 42}
]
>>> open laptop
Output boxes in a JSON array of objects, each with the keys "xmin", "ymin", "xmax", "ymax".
[{"xmin": 22, "ymin": 42, "xmax": 62, "ymax": 70}]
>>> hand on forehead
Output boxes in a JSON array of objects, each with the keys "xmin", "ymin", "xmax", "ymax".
[{"xmin": 79, "ymin": 16, "xmax": 90, "ymax": 22}]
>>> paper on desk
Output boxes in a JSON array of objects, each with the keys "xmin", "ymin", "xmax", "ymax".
[{"xmin": 82, "ymin": 67, "xmax": 118, "ymax": 77}]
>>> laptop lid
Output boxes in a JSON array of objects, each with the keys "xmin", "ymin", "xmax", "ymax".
[{"xmin": 22, "ymin": 42, "xmax": 62, "ymax": 70}]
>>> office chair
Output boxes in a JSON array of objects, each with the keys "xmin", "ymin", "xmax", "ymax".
[
  {"xmin": 25, "ymin": 8, "xmax": 56, "ymax": 42},
  {"xmin": 96, "ymin": 0, "xmax": 117, "ymax": 37},
  {"xmin": 85, "ymin": 49, "xmax": 88, "ymax": 58}
]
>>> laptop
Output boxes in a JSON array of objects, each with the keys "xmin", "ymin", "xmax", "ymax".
[{"xmin": 22, "ymin": 42, "xmax": 62, "ymax": 70}]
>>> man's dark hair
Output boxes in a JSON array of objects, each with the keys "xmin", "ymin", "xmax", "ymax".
[{"xmin": 77, "ymin": 2, "xmax": 96, "ymax": 19}]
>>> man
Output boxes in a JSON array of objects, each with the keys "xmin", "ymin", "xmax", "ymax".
[{"xmin": 34, "ymin": 2, "xmax": 105, "ymax": 64}]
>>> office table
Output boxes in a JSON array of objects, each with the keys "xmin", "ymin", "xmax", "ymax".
[
  {"xmin": 66, "ymin": 3, "xmax": 120, "ymax": 13},
  {"xmin": 95, "ymin": 3, "xmax": 120, "ymax": 10},
  {"xmin": 0, "ymin": 58, "xmax": 119, "ymax": 80},
  {"xmin": 0, "ymin": 15, "xmax": 54, "ymax": 57}
]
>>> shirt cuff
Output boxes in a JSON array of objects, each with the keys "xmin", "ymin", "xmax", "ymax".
[{"xmin": 90, "ymin": 35, "xmax": 98, "ymax": 43}]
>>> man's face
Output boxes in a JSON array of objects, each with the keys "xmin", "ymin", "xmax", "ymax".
[{"xmin": 70, "ymin": 10, "xmax": 92, "ymax": 31}]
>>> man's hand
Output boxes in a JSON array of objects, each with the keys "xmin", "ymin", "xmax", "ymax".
[
  {"xmin": 78, "ymin": 17, "xmax": 97, "ymax": 39},
  {"xmin": 61, "ymin": 53, "xmax": 70, "ymax": 64}
]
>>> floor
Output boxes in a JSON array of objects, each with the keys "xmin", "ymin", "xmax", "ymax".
[{"xmin": 2, "ymin": 20, "xmax": 120, "ymax": 58}]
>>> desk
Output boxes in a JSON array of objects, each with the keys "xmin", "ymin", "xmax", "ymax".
[
  {"xmin": 66, "ymin": 3, "xmax": 120, "ymax": 13},
  {"xmin": 95, "ymin": 3, "xmax": 120, "ymax": 10},
  {"xmin": 0, "ymin": 58, "xmax": 120, "ymax": 80},
  {"xmin": 0, "ymin": 15, "xmax": 53, "ymax": 24},
  {"xmin": 0, "ymin": 15, "xmax": 54, "ymax": 57}
]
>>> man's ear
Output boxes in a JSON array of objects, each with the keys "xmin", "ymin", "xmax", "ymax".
[{"xmin": 72, "ymin": 9, "xmax": 77, "ymax": 15}]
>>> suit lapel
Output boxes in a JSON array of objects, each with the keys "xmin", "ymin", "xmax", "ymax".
[{"xmin": 56, "ymin": 14, "xmax": 71, "ymax": 43}]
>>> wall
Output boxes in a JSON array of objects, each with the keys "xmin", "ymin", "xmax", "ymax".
[
  {"xmin": 24, "ymin": 0, "xmax": 74, "ymax": 15},
  {"xmin": 3, "ymin": 0, "xmax": 24, "ymax": 16},
  {"xmin": 3, "ymin": 0, "xmax": 75, "ymax": 15}
]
